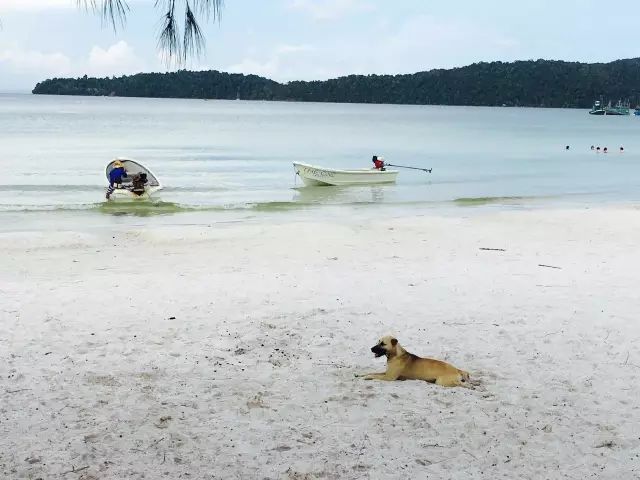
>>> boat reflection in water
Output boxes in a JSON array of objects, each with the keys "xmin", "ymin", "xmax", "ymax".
[{"xmin": 292, "ymin": 184, "xmax": 389, "ymax": 206}]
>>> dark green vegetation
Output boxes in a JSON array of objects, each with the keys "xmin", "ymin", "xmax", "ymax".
[{"xmin": 33, "ymin": 58, "xmax": 640, "ymax": 108}]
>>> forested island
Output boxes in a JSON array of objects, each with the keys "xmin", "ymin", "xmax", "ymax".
[{"xmin": 32, "ymin": 58, "xmax": 640, "ymax": 108}]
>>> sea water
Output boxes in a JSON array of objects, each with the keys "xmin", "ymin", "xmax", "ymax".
[{"xmin": 1, "ymin": 93, "xmax": 639, "ymax": 232}]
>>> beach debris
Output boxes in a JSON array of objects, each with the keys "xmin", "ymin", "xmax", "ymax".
[
  {"xmin": 480, "ymin": 247, "xmax": 506, "ymax": 252},
  {"xmin": 169, "ymin": 316, "xmax": 176, "ymax": 320},
  {"xmin": 83, "ymin": 433, "xmax": 101, "ymax": 443},
  {"xmin": 154, "ymin": 416, "xmax": 172, "ymax": 429},
  {"xmin": 623, "ymin": 352, "xmax": 630, "ymax": 365},
  {"xmin": 542, "ymin": 424, "xmax": 553, "ymax": 433},
  {"xmin": 595, "ymin": 440, "xmax": 615, "ymax": 449},
  {"xmin": 273, "ymin": 445, "xmax": 292, "ymax": 452},
  {"xmin": 246, "ymin": 393, "xmax": 267, "ymax": 409},
  {"xmin": 61, "ymin": 465, "xmax": 89, "ymax": 475},
  {"xmin": 148, "ymin": 437, "xmax": 166, "ymax": 449},
  {"xmin": 538, "ymin": 264, "xmax": 562, "ymax": 270},
  {"xmin": 6, "ymin": 388, "xmax": 31, "ymax": 394}
]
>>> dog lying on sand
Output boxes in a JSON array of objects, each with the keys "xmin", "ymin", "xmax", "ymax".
[{"xmin": 355, "ymin": 336, "xmax": 470, "ymax": 387}]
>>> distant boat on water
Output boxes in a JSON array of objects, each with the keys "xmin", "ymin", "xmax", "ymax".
[{"xmin": 589, "ymin": 99, "xmax": 630, "ymax": 115}]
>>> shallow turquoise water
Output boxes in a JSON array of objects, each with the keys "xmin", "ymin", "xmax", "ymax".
[{"xmin": 1, "ymin": 93, "xmax": 639, "ymax": 231}]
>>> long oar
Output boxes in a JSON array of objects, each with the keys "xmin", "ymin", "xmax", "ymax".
[{"xmin": 385, "ymin": 163, "xmax": 432, "ymax": 173}]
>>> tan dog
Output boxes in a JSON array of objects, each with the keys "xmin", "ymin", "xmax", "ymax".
[{"xmin": 356, "ymin": 335, "xmax": 470, "ymax": 387}]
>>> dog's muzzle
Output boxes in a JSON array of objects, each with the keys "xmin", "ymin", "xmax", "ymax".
[{"xmin": 371, "ymin": 345, "xmax": 386, "ymax": 358}]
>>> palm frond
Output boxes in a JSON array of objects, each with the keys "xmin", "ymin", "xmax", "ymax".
[
  {"xmin": 77, "ymin": 0, "xmax": 129, "ymax": 31},
  {"xmin": 158, "ymin": 0, "xmax": 180, "ymax": 62},
  {"xmin": 183, "ymin": 1, "xmax": 206, "ymax": 60},
  {"xmin": 192, "ymin": 0, "xmax": 224, "ymax": 21},
  {"xmin": 79, "ymin": 0, "xmax": 223, "ymax": 64}
]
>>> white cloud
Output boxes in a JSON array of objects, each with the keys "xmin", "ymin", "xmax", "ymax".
[
  {"xmin": 289, "ymin": 0, "xmax": 374, "ymax": 20},
  {"xmin": 0, "ymin": 0, "xmax": 151, "ymax": 12},
  {"xmin": 0, "ymin": 46, "xmax": 71, "ymax": 76},
  {"xmin": 0, "ymin": 41, "xmax": 148, "ymax": 90},
  {"xmin": 226, "ymin": 44, "xmax": 329, "ymax": 81},
  {"xmin": 376, "ymin": 15, "xmax": 518, "ymax": 72},
  {"xmin": 86, "ymin": 40, "xmax": 143, "ymax": 77},
  {"xmin": 222, "ymin": 15, "xmax": 517, "ymax": 82},
  {"xmin": 0, "ymin": 0, "xmax": 73, "ymax": 12}
]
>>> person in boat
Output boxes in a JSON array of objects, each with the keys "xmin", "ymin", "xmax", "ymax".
[
  {"xmin": 372, "ymin": 155, "xmax": 386, "ymax": 171},
  {"xmin": 565, "ymin": 145, "xmax": 570, "ymax": 150},
  {"xmin": 106, "ymin": 160, "xmax": 127, "ymax": 199},
  {"xmin": 590, "ymin": 145, "xmax": 595, "ymax": 151},
  {"xmin": 620, "ymin": 146, "xmax": 624, "ymax": 152},
  {"xmin": 131, "ymin": 172, "xmax": 148, "ymax": 196},
  {"xmin": 596, "ymin": 147, "xmax": 601, "ymax": 153},
  {"xmin": 603, "ymin": 147, "xmax": 608, "ymax": 153}
]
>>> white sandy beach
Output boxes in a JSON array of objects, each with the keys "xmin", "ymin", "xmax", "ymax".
[{"xmin": 2, "ymin": 207, "xmax": 640, "ymax": 479}]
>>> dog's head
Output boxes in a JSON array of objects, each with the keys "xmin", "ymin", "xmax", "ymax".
[{"xmin": 371, "ymin": 335, "xmax": 399, "ymax": 358}]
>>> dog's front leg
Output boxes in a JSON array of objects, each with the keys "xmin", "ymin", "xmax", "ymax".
[
  {"xmin": 356, "ymin": 371, "xmax": 400, "ymax": 381},
  {"xmin": 355, "ymin": 372, "xmax": 385, "ymax": 380}
]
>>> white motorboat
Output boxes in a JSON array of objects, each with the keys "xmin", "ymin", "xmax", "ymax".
[
  {"xmin": 105, "ymin": 158, "xmax": 163, "ymax": 200},
  {"xmin": 293, "ymin": 162, "xmax": 398, "ymax": 186}
]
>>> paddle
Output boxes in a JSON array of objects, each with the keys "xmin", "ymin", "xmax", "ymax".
[{"xmin": 385, "ymin": 163, "xmax": 432, "ymax": 173}]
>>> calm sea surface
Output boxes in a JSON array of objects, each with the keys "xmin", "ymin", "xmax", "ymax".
[{"xmin": 1, "ymin": 93, "xmax": 639, "ymax": 232}]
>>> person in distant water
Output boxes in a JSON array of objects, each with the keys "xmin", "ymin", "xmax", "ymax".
[
  {"xmin": 603, "ymin": 147, "xmax": 608, "ymax": 153},
  {"xmin": 596, "ymin": 147, "xmax": 601, "ymax": 153},
  {"xmin": 590, "ymin": 145, "xmax": 595, "ymax": 151},
  {"xmin": 565, "ymin": 145, "xmax": 570, "ymax": 150},
  {"xmin": 620, "ymin": 146, "xmax": 624, "ymax": 153},
  {"xmin": 106, "ymin": 160, "xmax": 127, "ymax": 199},
  {"xmin": 372, "ymin": 155, "xmax": 386, "ymax": 171}
]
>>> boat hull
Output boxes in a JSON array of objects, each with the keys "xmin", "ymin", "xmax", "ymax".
[
  {"xmin": 107, "ymin": 186, "xmax": 162, "ymax": 201},
  {"xmin": 293, "ymin": 162, "xmax": 398, "ymax": 186}
]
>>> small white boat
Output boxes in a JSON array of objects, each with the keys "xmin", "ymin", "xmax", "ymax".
[
  {"xmin": 293, "ymin": 162, "xmax": 398, "ymax": 186},
  {"xmin": 105, "ymin": 158, "xmax": 163, "ymax": 201}
]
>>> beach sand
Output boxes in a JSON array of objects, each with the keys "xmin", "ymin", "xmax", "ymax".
[{"xmin": 2, "ymin": 207, "xmax": 640, "ymax": 479}]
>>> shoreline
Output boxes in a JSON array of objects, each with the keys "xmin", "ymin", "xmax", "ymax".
[
  {"xmin": 24, "ymin": 92, "xmax": 593, "ymax": 110},
  {"xmin": 2, "ymin": 195, "xmax": 640, "ymax": 236},
  {"xmin": 2, "ymin": 205, "xmax": 640, "ymax": 478}
]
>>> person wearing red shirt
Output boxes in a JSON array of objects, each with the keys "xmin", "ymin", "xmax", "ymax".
[{"xmin": 372, "ymin": 155, "xmax": 385, "ymax": 170}]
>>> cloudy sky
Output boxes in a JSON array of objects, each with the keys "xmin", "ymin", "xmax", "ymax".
[{"xmin": 1, "ymin": 0, "xmax": 639, "ymax": 91}]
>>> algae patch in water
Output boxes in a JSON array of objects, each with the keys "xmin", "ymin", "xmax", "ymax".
[
  {"xmin": 97, "ymin": 200, "xmax": 195, "ymax": 217},
  {"xmin": 453, "ymin": 196, "xmax": 529, "ymax": 206}
]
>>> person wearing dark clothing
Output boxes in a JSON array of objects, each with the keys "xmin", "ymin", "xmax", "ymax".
[
  {"xmin": 106, "ymin": 160, "xmax": 127, "ymax": 199},
  {"xmin": 131, "ymin": 173, "xmax": 148, "ymax": 196}
]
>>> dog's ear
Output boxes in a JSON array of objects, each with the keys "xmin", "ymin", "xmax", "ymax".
[{"xmin": 390, "ymin": 338, "xmax": 398, "ymax": 346}]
